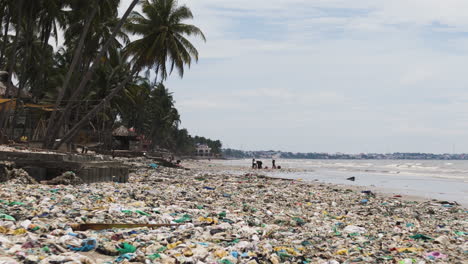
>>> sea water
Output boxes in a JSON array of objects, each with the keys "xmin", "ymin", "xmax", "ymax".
[{"xmin": 218, "ymin": 159, "xmax": 468, "ymax": 206}]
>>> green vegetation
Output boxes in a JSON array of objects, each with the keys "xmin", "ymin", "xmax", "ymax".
[{"xmin": 0, "ymin": 0, "xmax": 221, "ymax": 155}]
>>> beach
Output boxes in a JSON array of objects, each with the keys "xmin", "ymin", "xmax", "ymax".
[{"xmin": 0, "ymin": 157, "xmax": 466, "ymax": 263}]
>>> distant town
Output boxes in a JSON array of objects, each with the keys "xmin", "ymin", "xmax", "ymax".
[{"xmin": 222, "ymin": 149, "xmax": 468, "ymax": 160}]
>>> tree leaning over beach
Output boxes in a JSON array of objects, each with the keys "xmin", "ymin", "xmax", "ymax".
[
  {"xmin": 53, "ymin": 0, "xmax": 206, "ymax": 149},
  {"xmin": 43, "ymin": 0, "xmax": 139, "ymax": 149}
]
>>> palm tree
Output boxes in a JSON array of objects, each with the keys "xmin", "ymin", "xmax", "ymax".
[
  {"xmin": 0, "ymin": 0, "xmax": 24, "ymax": 130},
  {"xmin": 124, "ymin": 0, "xmax": 206, "ymax": 79},
  {"xmin": 54, "ymin": 0, "xmax": 205, "ymax": 149},
  {"xmin": 43, "ymin": 0, "xmax": 140, "ymax": 149}
]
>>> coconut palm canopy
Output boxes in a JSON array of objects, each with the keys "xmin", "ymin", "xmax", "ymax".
[
  {"xmin": 0, "ymin": 0, "xmax": 222, "ymax": 155},
  {"xmin": 124, "ymin": 0, "xmax": 206, "ymax": 79}
]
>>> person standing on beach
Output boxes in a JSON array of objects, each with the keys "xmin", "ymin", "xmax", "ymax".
[
  {"xmin": 272, "ymin": 159, "xmax": 276, "ymax": 169},
  {"xmin": 252, "ymin": 159, "xmax": 257, "ymax": 169}
]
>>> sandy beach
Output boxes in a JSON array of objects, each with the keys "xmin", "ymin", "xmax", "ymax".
[{"xmin": 0, "ymin": 157, "xmax": 466, "ymax": 263}]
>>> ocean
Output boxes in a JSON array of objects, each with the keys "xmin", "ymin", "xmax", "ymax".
[{"xmin": 216, "ymin": 159, "xmax": 468, "ymax": 206}]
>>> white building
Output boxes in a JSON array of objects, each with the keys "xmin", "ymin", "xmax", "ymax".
[{"xmin": 196, "ymin": 144, "xmax": 211, "ymax": 157}]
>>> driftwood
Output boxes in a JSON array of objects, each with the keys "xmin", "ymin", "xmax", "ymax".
[{"xmin": 69, "ymin": 223, "xmax": 182, "ymax": 231}]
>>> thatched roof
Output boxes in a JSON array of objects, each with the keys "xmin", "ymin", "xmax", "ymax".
[{"xmin": 112, "ymin": 125, "xmax": 136, "ymax": 137}]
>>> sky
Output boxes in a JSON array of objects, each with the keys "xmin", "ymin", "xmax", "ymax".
[{"xmin": 120, "ymin": 0, "xmax": 468, "ymax": 154}]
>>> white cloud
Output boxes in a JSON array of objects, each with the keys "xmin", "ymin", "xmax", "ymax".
[{"xmin": 120, "ymin": 0, "xmax": 468, "ymax": 153}]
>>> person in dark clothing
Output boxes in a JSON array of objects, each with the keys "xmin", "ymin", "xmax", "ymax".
[
  {"xmin": 256, "ymin": 160, "xmax": 263, "ymax": 169},
  {"xmin": 272, "ymin": 159, "xmax": 276, "ymax": 169},
  {"xmin": 252, "ymin": 159, "xmax": 257, "ymax": 169}
]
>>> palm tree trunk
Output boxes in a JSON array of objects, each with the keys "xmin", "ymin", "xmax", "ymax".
[
  {"xmin": 42, "ymin": 6, "xmax": 98, "ymax": 148},
  {"xmin": 46, "ymin": 0, "xmax": 140, "ymax": 149},
  {"xmin": 53, "ymin": 70, "xmax": 138, "ymax": 150},
  {"xmin": 0, "ymin": 0, "xmax": 24, "ymax": 131},
  {"xmin": 0, "ymin": 6, "xmax": 4, "ymax": 34},
  {"xmin": 0, "ymin": 10, "xmax": 9, "ymax": 65},
  {"xmin": 36, "ymin": 22, "xmax": 52, "ymax": 97},
  {"xmin": 9, "ymin": 3, "xmax": 35, "ymax": 136}
]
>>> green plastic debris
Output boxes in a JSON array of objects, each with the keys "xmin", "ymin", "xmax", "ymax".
[
  {"xmin": 219, "ymin": 260, "xmax": 234, "ymax": 264},
  {"xmin": 116, "ymin": 243, "xmax": 136, "ymax": 254},
  {"xmin": 42, "ymin": 246, "xmax": 50, "ymax": 253},
  {"xmin": 8, "ymin": 201, "xmax": 24, "ymax": 206},
  {"xmin": 228, "ymin": 239, "xmax": 240, "ymax": 245},
  {"xmin": 278, "ymin": 252, "xmax": 292, "ymax": 258},
  {"xmin": 301, "ymin": 240, "xmax": 312, "ymax": 246},
  {"xmin": 156, "ymin": 246, "xmax": 167, "ymax": 253},
  {"xmin": 148, "ymin": 253, "xmax": 161, "ymax": 260},
  {"xmin": 332, "ymin": 226, "xmax": 342, "ymax": 236},
  {"xmin": 218, "ymin": 211, "xmax": 226, "ymax": 218},
  {"xmin": 174, "ymin": 214, "xmax": 191, "ymax": 223},
  {"xmin": 221, "ymin": 218, "xmax": 234, "ymax": 224},
  {"xmin": 135, "ymin": 210, "xmax": 150, "ymax": 216},
  {"xmin": 196, "ymin": 205, "xmax": 204, "ymax": 209},
  {"xmin": 409, "ymin": 234, "xmax": 433, "ymax": 240},
  {"xmin": 454, "ymin": 231, "xmax": 466, "ymax": 236},
  {"xmin": 292, "ymin": 217, "xmax": 305, "ymax": 226},
  {"xmin": 0, "ymin": 214, "xmax": 16, "ymax": 221},
  {"xmin": 121, "ymin": 209, "xmax": 151, "ymax": 216}
]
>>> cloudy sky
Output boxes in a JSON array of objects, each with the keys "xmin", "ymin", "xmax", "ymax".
[{"xmin": 122, "ymin": 0, "xmax": 468, "ymax": 154}]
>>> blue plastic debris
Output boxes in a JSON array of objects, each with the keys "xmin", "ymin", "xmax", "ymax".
[
  {"xmin": 115, "ymin": 253, "xmax": 136, "ymax": 262},
  {"xmin": 68, "ymin": 238, "xmax": 97, "ymax": 252}
]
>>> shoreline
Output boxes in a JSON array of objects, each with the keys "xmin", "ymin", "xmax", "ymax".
[{"xmin": 196, "ymin": 159, "xmax": 468, "ymax": 208}]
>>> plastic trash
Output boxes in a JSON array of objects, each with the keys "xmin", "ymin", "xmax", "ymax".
[
  {"xmin": 115, "ymin": 253, "xmax": 136, "ymax": 262},
  {"xmin": 173, "ymin": 214, "xmax": 191, "ymax": 223},
  {"xmin": 343, "ymin": 225, "xmax": 367, "ymax": 234},
  {"xmin": 0, "ymin": 214, "xmax": 16, "ymax": 221},
  {"xmin": 0, "ymin": 156, "xmax": 465, "ymax": 263},
  {"xmin": 116, "ymin": 242, "xmax": 136, "ymax": 254},
  {"xmin": 426, "ymin": 251, "xmax": 447, "ymax": 259},
  {"xmin": 68, "ymin": 238, "xmax": 97, "ymax": 252},
  {"xmin": 410, "ymin": 234, "xmax": 433, "ymax": 240}
]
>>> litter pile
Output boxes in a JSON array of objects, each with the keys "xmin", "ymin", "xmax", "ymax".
[
  {"xmin": 0, "ymin": 158, "xmax": 466, "ymax": 263},
  {"xmin": 41, "ymin": 171, "xmax": 83, "ymax": 186},
  {"xmin": 0, "ymin": 161, "xmax": 38, "ymax": 185}
]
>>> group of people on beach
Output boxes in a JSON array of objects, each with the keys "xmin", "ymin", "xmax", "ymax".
[{"xmin": 251, "ymin": 158, "xmax": 280, "ymax": 169}]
